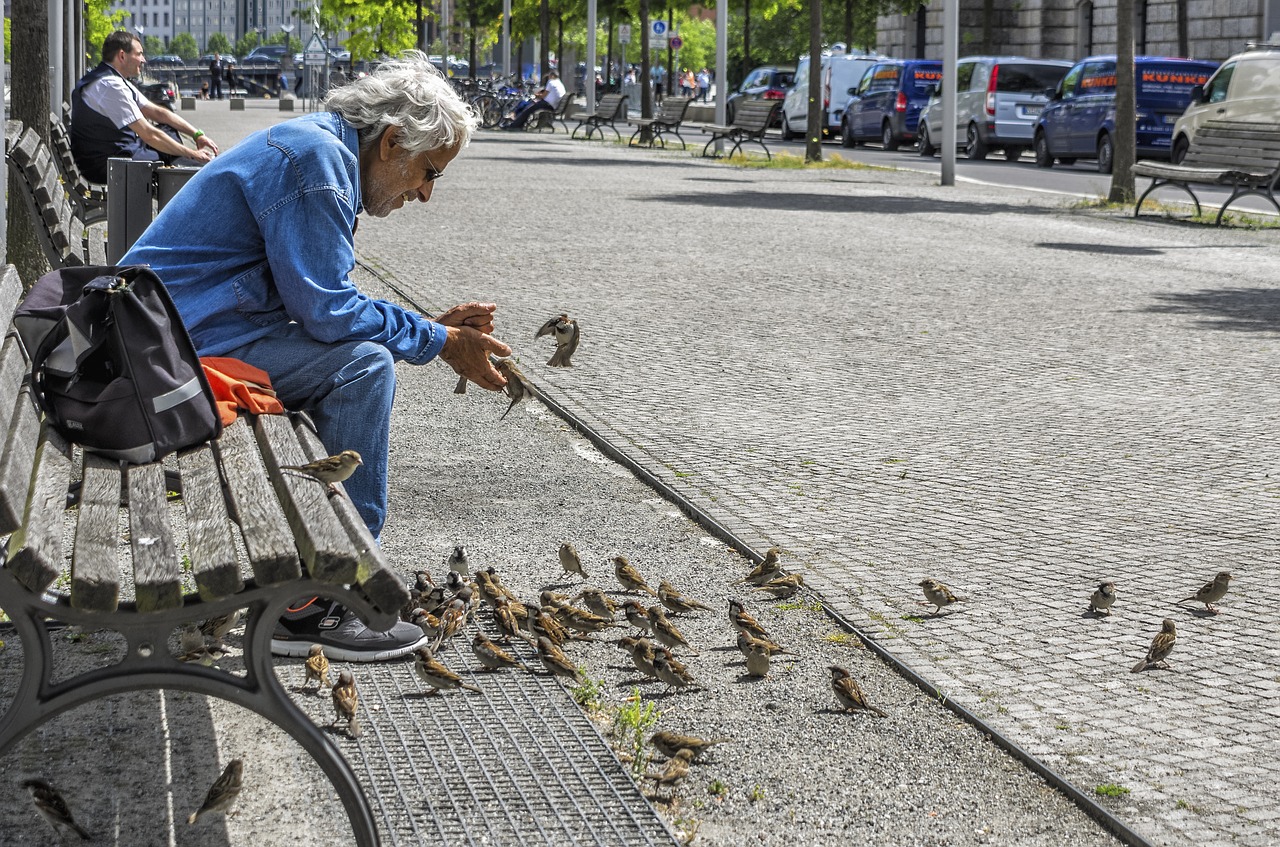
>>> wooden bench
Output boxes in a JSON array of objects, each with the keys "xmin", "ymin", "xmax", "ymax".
[
  {"xmin": 47, "ymin": 112, "xmax": 108, "ymax": 224},
  {"xmin": 0, "ymin": 263, "xmax": 408, "ymax": 846},
  {"xmin": 1133, "ymin": 119, "xmax": 1280, "ymax": 224},
  {"xmin": 5, "ymin": 121, "xmax": 105, "ymax": 268},
  {"xmin": 701, "ymin": 99, "xmax": 782, "ymax": 160},
  {"xmin": 527, "ymin": 92, "xmax": 577, "ymax": 133},
  {"xmin": 570, "ymin": 93, "xmax": 629, "ymax": 141},
  {"xmin": 627, "ymin": 96, "xmax": 694, "ymax": 149}
]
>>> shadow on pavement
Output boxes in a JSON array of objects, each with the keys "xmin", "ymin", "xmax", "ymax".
[
  {"xmin": 1038, "ymin": 241, "xmax": 1269, "ymax": 256},
  {"xmin": 638, "ymin": 191, "xmax": 1058, "ymax": 215},
  {"xmin": 1141, "ymin": 287, "xmax": 1280, "ymax": 333}
]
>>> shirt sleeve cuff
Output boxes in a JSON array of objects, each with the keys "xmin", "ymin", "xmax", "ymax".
[{"xmin": 408, "ymin": 320, "xmax": 449, "ymax": 365}]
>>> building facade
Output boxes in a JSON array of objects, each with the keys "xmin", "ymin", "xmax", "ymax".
[{"xmin": 107, "ymin": 0, "xmax": 319, "ymax": 50}]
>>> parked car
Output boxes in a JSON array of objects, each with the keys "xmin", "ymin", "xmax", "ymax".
[
  {"xmin": 915, "ymin": 56, "xmax": 1072, "ymax": 161},
  {"xmin": 147, "ymin": 54, "xmax": 185, "ymax": 68},
  {"xmin": 726, "ymin": 65, "xmax": 795, "ymax": 125},
  {"xmin": 136, "ymin": 79, "xmax": 176, "ymax": 110},
  {"xmin": 1033, "ymin": 55, "xmax": 1218, "ymax": 172},
  {"xmin": 841, "ymin": 59, "xmax": 942, "ymax": 149},
  {"xmin": 244, "ymin": 44, "xmax": 289, "ymax": 63},
  {"xmin": 780, "ymin": 52, "xmax": 883, "ymax": 140},
  {"xmin": 1171, "ymin": 42, "xmax": 1280, "ymax": 162},
  {"xmin": 199, "ymin": 54, "xmax": 237, "ymax": 68}
]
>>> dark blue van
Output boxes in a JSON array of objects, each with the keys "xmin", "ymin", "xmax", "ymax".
[
  {"xmin": 1033, "ymin": 55, "xmax": 1218, "ymax": 172},
  {"xmin": 842, "ymin": 59, "xmax": 943, "ymax": 150}
]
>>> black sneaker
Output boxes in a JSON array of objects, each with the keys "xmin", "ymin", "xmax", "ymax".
[{"xmin": 272, "ymin": 601, "xmax": 428, "ymax": 662}]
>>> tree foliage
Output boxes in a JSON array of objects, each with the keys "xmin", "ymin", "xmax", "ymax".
[
  {"xmin": 317, "ymin": 0, "xmax": 419, "ymax": 62},
  {"xmin": 144, "ymin": 35, "xmax": 164, "ymax": 56},
  {"xmin": 169, "ymin": 32, "xmax": 199, "ymax": 61},
  {"xmin": 84, "ymin": 0, "xmax": 130, "ymax": 62},
  {"xmin": 206, "ymin": 32, "xmax": 233, "ymax": 56}
]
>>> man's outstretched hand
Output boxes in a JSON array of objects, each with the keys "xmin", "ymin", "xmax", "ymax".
[
  {"xmin": 435, "ymin": 301, "xmax": 498, "ymax": 335},
  {"xmin": 439, "ymin": 325, "xmax": 511, "ymax": 392}
]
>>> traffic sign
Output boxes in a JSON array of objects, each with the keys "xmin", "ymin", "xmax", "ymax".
[
  {"xmin": 649, "ymin": 20, "xmax": 668, "ymax": 49},
  {"xmin": 618, "ymin": 24, "xmax": 631, "ymax": 43},
  {"xmin": 303, "ymin": 33, "xmax": 327, "ymax": 66},
  {"xmin": 669, "ymin": 36, "xmax": 683, "ymax": 49}
]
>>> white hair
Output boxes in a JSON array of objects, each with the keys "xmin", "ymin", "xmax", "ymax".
[{"xmin": 323, "ymin": 51, "xmax": 478, "ymax": 153}]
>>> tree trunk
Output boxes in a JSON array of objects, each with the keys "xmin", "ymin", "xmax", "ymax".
[
  {"xmin": 640, "ymin": 0, "xmax": 652, "ymax": 120},
  {"xmin": 557, "ymin": 16, "xmax": 564, "ymax": 81},
  {"xmin": 1108, "ymin": 0, "xmax": 1135, "ymax": 203},
  {"xmin": 805, "ymin": 0, "xmax": 822, "ymax": 162},
  {"xmin": 8, "ymin": 0, "xmax": 52, "ymax": 284},
  {"xmin": 743, "ymin": 0, "xmax": 751, "ymax": 83},
  {"xmin": 983, "ymin": 0, "xmax": 994, "ymax": 54},
  {"xmin": 844, "ymin": 0, "xmax": 854, "ymax": 53},
  {"xmin": 469, "ymin": 11, "xmax": 477, "ymax": 78},
  {"xmin": 1176, "ymin": 0, "xmax": 1188, "ymax": 57},
  {"xmin": 606, "ymin": 20, "xmax": 614, "ymax": 91},
  {"xmin": 539, "ymin": 0, "xmax": 550, "ymax": 81},
  {"xmin": 667, "ymin": 10, "xmax": 675, "ymax": 96}
]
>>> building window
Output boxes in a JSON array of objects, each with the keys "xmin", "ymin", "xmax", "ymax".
[{"xmin": 1077, "ymin": 0, "xmax": 1094, "ymax": 56}]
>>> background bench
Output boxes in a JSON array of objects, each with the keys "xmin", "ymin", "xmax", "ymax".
[
  {"xmin": 701, "ymin": 100, "xmax": 782, "ymax": 160},
  {"xmin": 527, "ymin": 92, "xmax": 577, "ymax": 133},
  {"xmin": 1133, "ymin": 119, "xmax": 1280, "ymax": 224},
  {"xmin": 627, "ymin": 96, "xmax": 693, "ymax": 149},
  {"xmin": 47, "ymin": 112, "xmax": 108, "ymax": 224},
  {"xmin": 570, "ymin": 93, "xmax": 629, "ymax": 141},
  {"xmin": 5, "ymin": 121, "xmax": 105, "ymax": 268},
  {"xmin": 0, "ymin": 262, "xmax": 408, "ymax": 846}
]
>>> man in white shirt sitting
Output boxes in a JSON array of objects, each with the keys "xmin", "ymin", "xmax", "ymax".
[
  {"xmin": 71, "ymin": 31, "xmax": 220, "ymax": 183},
  {"xmin": 504, "ymin": 72, "xmax": 567, "ymax": 130}
]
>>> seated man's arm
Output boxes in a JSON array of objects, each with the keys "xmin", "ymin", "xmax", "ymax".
[
  {"xmin": 127, "ymin": 116, "xmax": 215, "ymax": 163},
  {"xmin": 139, "ymin": 100, "xmax": 220, "ymax": 154}
]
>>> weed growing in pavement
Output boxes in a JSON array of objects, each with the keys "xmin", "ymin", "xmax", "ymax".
[
  {"xmin": 708, "ymin": 779, "xmax": 728, "ymax": 797},
  {"xmin": 571, "ymin": 673, "xmax": 606, "ymax": 711},
  {"xmin": 1175, "ymin": 799, "xmax": 1203, "ymax": 813},
  {"xmin": 718, "ymin": 151, "xmax": 873, "ymax": 170},
  {"xmin": 613, "ymin": 688, "xmax": 660, "ymax": 780},
  {"xmin": 823, "ymin": 632, "xmax": 854, "ymax": 645},
  {"xmin": 748, "ymin": 784, "xmax": 766, "ymax": 802},
  {"xmin": 900, "ymin": 614, "xmax": 925, "ymax": 623},
  {"xmin": 1095, "ymin": 783, "xmax": 1131, "ymax": 799},
  {"xmin": 776, "ymin": 598, "xmax": 822, "ymax": 613}
]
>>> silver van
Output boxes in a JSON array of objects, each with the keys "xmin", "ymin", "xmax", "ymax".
[
  {"xmin": 1171, "ymin": 43, "xmax": 1280, "ymax": 162},
  {"xmin": 917, "ymin": 55, "xmax": 1072, "ymax": 160},
  {"xmin": 781, "ymin": 52, "xmax": 883, "ymax": 139}
]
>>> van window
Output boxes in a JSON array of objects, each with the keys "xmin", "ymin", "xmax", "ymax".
[
  {"xmin": 1202, "ymin": 63, "xmax": 1234, "ymax": 103},
  {"xmin": 909, "ymin": 65, "xmax": 943, "ymax": 95},
  {"xmin": 1059, "ymin": 63, "xmax": 1084, "ymax": 99},
  {"xmin": 866, "ymin": 65, "xmax": 902, "ymax": 93},
  {"xmin": 958, "ymin": 61, "xmax": 977, "ymax": 91},
  {"xmin": 1079, "ymin": 61, "xmax": 1117, "ymax": 96},
  {"xmin": 794, "ymin": 61, "xmax": 809, "ymax": 86},
  {"xmin": 1136, "ymin": 62, "xmax": 1214, "ymax": 107},
  {"xmin": 997, "ymin": 63, "xmax": 1070, "ymax": 92}
]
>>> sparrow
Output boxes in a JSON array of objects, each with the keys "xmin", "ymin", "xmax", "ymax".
[
  {"xmin": 829, "ymin": 666, "xmax": 887, "ymax": 717},
  {"xmin": 445, "ymin": 570, "xmax": 468, "ymax": 595},
  {"xmin": 623, "ymin": 600, "xmax": 654, "ymax": 633},
  {"xmin": 535, "ymin": 314, "xmax": 580, "ymax": 367},
  {"xmin": 431, "ymin": 598, "xmax": 468, "ymax": 650},
  {"xmin": 304, "ymin": 644, "xmax": 331, "ymax": 691},
  {"xmin": 199, "ymin": 609, "xmax": 244, "ymax": 653},
  {"xmin": 473, "ymin": 570, "xmax": 503, "ymax": 607},
  {"xmin": 614, "ymin": 556, "xmax": 659, "ymax": 596},
  {"xmin": 453, "ymin": 374, "xmax": 470, "ymax": 394},
  {"xmin": 617, "ymin": 635, "xmax": 659, "ymax": 679},
  {"xmin": 446, "ymin": 545, "xmax": 470, "ymax": 577},
  {"xmin": 1132, "ymin": 618, "xmax": 1177, "ymax": 672},
  {"xmin": 531, "ymin": 610, "xmax": 572, "ymax": 647},
  {"xmin": 647, "ymin": 605, "xmax": 697, "ymax": 654},
  {"xmin": 1178, "ymin": 571, "xmax": 1233, "ymax": 614},
  {"xmin": 472, "ymin": 632, "xmax": 522, "ymax": 671},
  {"xmin": 736, "ymin": 630, "xmax": 790, "ymax": 658},
  {"xmin": 555, "ymin": 605, "xmax": 619, "ymax": 635},
  {"xmin": 415, "ymin": 646, "xmax": 482, "ymax": 694},
  {"xmin": 541, "ymin": 589, "xmax": 572, "ymax": 610},
  {"xmin": 281, "ymin": 449, "xmax": 362, "ymax": 495},
  {"xmin": 418, "ymin": 584, "xmax": 448, "ymax": 616},
  {"xmin": 332, "ymin": 669, "xmax": 361, "ymax": 737},
  {"xmin": 736, "ymin": 546, "xmax": 783, "ymax": 586},
  {"xmin": 494, "ymin": 356, "xmax": 531, "ymax": 420},
  {"xmin": 652, "ymin": 648, "xmax": 698, "ymax": 692},
  {"xmin": 744, "ymin": 641, "xmax": 771, "ymax": 678},
  {"xmin": 483, "ymin": 567, "xmax": 518, "ymax": 602},
  {"xmin": 1088, "ymin": 581, "xmax": 1117, "ymax": 616},
  {"xmin": 649, "ymin": 731, "xmax": 727, "ymax": 761},
  {"xmin": 575, "ymin": 587, "xmax": 619, "ymax": 620},
  {"xmin": 187, "ymin": 759, "xmax": 244, "ymax": 825},
  {"xmin": 559, "ymin": 541, "xmax": 589, "ymax": 578},
  {"xmin": 492, "ymin": 598, "xmax": 529, "ymax": 643},
  {"xmin": 752, "ymin": 573, "xmax": 806, "ymax": 600},
  {"xmin": 727, "ymin": 599, "xmax": 770, "ymax": 640},
  {"xmin": 413, "ymin": 570, "xmax": 436, "ymax": 593},
  {"xmin": 536, "ymin": 636, "xmax": 583, "ymax": 683},
  {"xmin": 643, "ymin": 748, "xmax": 693, "ymax": 794},
  {"xmin": 22, "ymin": 778, "xmax": 92, "ymax": 840},
  {"xmin": 410, "ymin": 607, "xmax": 443, "ymax": 641},
  {"xmin": 178, "ymin": 622, "xmax": 209, "ymax": 661},
  {"xmin": 919, "ymin": 578, "xmax": 964, "ymax": 615},
  {"xmin": 657, "ymin": 579, "xmax": 712, "ymax": 614}
]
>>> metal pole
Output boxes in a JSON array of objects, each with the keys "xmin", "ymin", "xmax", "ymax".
[
  {"xmin": 502, "ymin": 0, "xmax": 511, "ymax": 78},
  {"xmin": 715, "ymin": 0, "xmax": 727, "ymax": 153},
  {"xmin": 586, "ymin": 0, "xmax": 597, "ymax": 112},
  {"xmin": 940, "ymin": 0, "xmax": 958, "ymax": 186}
]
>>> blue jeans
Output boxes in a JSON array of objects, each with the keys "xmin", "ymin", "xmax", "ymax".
[{"xmin": 226, "ymin": 324, "xmax": 395, "ymax": 539}]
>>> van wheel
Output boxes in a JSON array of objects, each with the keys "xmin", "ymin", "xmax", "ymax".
[
  {"xmin": 881, "ymin": 122, "xmax": 899, "ymax": 151},
  {"xmin": 781, "ymin": 114, "xmax": 801, "ymax": 141},
  {"xmin": 1171, "ymin": 135, "xmax": 1189, "ymax": 164},
  {"xmin": 1003, "ymin": 145, "xmax": 1025, "ymax": 162},
  {"xmin": 1034, "ymin": 132, "xmax": 1054, "ymax": 168},
  {"xmin": 918, "ymin": 123, "xmax": 936, "ymax": 156},
  {"xmin": 965, "ymin": 123, "xmax": 988, "ymax": 160},
  {"xmin": 1096, "ymin": 132, "xmax": 1114, "ymax": 174}
]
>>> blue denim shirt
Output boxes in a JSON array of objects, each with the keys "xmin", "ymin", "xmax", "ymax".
[{"xmin": 121, "ymin": 112, "xmax": 446, "ymax": 364}]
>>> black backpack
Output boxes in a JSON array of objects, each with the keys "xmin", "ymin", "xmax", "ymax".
[{"xmin": 15, "ymin": 265, "xmax": 221, "ymax": 464}]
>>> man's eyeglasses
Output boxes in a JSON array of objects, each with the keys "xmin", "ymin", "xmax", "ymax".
[{"xmin": 423, "ymin": 153, "xmax": 444, "ymax": 183}]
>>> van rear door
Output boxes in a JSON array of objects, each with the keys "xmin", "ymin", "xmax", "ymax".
[{"xmin": 1136, "ymin": 61, "xmax": 1217, "ymax": 147}]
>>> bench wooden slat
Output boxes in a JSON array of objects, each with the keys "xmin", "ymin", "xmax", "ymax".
[
  {"xmin": 128, "ymin": 461, "xmax": 182, "ymax": 612},
  {"xmin": 254, "ymin": 414, "xmax": 359, "ymax": 586},
  {"xmin": 4, "ymin": 428, "xmax": 72, "ymax": 596},
  {"xmin": 0, "ymin": 384, "xmax": 42, "ymax": 535},
  {"xmin": 4, "ymin": 121, "xmax": 22, "ymax": 154},
  {"xmin": 214, "ymin": 417, "xmax": 302, "ymax": 586},
  {"xmin": 178, "ymin": 441, "xmax": 244, "ymax": 600},
  {"xmin": 294, "ymin": 420, "xmax": 406, "ymax": 623},
  {"xmin": 71, "ymin": 453, "xmax": 123, "ymax": 612},
  {"xmin": 11, "ymin": 127, "xmax": 39, "ymax": 168}
]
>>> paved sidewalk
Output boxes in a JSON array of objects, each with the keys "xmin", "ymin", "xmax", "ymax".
[{"xmin": 354, "ymin": 129, "xmax": 1280, "ymax": 846}]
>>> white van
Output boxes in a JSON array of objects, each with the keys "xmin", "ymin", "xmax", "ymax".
[
  {"xmin": 781, "ymin": 52, "xmax": 883, "ymax": 139},
  {"xmin": 1171, "ymin": 43, "xmax": 1280, "ymax": 161}
]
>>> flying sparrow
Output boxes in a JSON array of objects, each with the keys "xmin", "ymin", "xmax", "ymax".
[
  {"xmin": 744, "ymin": 641, "xmax": 772, "ymax": 678},
  {"xmin": 535, "ymin": 314, "xmax": 580, "ymax": 367},
  {"xmin": 617, "ymin": 635, "xmax": 659, "ymax": 679},
  {"xmin": 652, "ymin": 648, "xmax": 698, "ymax": 692},
  {"xmin": 22, "ymin": 778, "xmax": 92, "ymax": 840},
  {"xmin": 494, "ymin": 356, "xmax": 531, "ymax": 420},
  {"xmin": 414, "ymin": 646, "xmax": 482, "ymax": 694},
  {"xmin": 752, "ymin": 573, "xmax": 806, "ymax": 599},
  {"xmin": 332, "ymin": 669, "xmax": 361, "ymax": 737},
  {"xmin": 575, "ymin": 587, "xmax": 618, "ymax": 620},
  {"xmin": 536, "ymin": 636, "xmax": 583, "ymax": 683},
  {"xmin": 736, "ymin": 630, "xmax": 790, "ymax": 658},
  {"xmin": 472, "ymin": 632, "xmax": 522, "ymax": 671},
  {"xmin": 736, "ymin": 546, "xmax": 783, "ymax": 586},
  {"xmin": 446, "ymin": 544, "xmax": 470, "ymax": 577},
  {"xmin": 829, "ymin": 665, "xmax": 887, "ymax": 717},
  {"xmin": 647, "ymin": 605, "xmax": 697, "ymax": 654},
  {"xmin": 623, "ymin": 600, "xmax": 654, "ymax": 633},
  {"xmin": 614, "ymin": 556, "xmax": 659, "ymax": 596},
  {"xmin": 727, "ymin": 598, "xmax": 770, "ymax": 640},
  {"xmin": 281, "ymin": 449, "xmax": 362, "ymax": 495},
  {"xmin": 304, "ymin": 644, "xmax": 331, "ymax": 691},
  {"xmin": 559, "ymin": 541, "xmax": 589, "ymax": 578},
  {"xmin": 643, "ymin": 748, "xmax": 693, "ymax": 794},
  {"xmin": 1088, "ymin": 581, "xmax": 1117, "ymax": 616},
  {"xmin": 649, "ymin": 731, "xmax": 727, "ymax": 761},
  {"xmin": 1178, "ymin": 571, "xmax": 1232, "ymax": 614},
  {"xmin": 187, "ymin": 759, "xmax": 244, "ymax": 825},
  {"xmin": 919, "ymin": 578, "xmax": 964, "ymax": 615},
  {"xmin": 1132, "ymin": 618, "xmax": 1177, "ymax": 673},
  {"xmin": 657, "ymin": 579, "xmax": 712, "ymax": 614}
]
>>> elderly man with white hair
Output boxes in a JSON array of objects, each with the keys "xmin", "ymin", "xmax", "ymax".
[{"xmin": 123, "ymin": 53, "xmax": 511, "ymax": 662}]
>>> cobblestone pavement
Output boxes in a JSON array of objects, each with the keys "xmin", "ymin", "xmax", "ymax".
[{"xmin": 355, "ymin": 130, "xmax": 1280, "ymax": 846}]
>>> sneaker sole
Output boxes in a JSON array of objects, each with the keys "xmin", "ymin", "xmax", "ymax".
[{"xmin": 271, "ymin": 631, "xmax": 430, "ymax": 663}]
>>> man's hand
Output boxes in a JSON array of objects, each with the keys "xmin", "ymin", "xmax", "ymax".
[
  {"xmin": 194, "ymin": 134, "xmax": 220, "ymax": 155},
  {"xmin": 434, "ymin": 301, "xmax": 497, "ymax": 335},
  {"xmin": 439, "ymin": 325, "xmax": 512, "ymax": 392}
]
